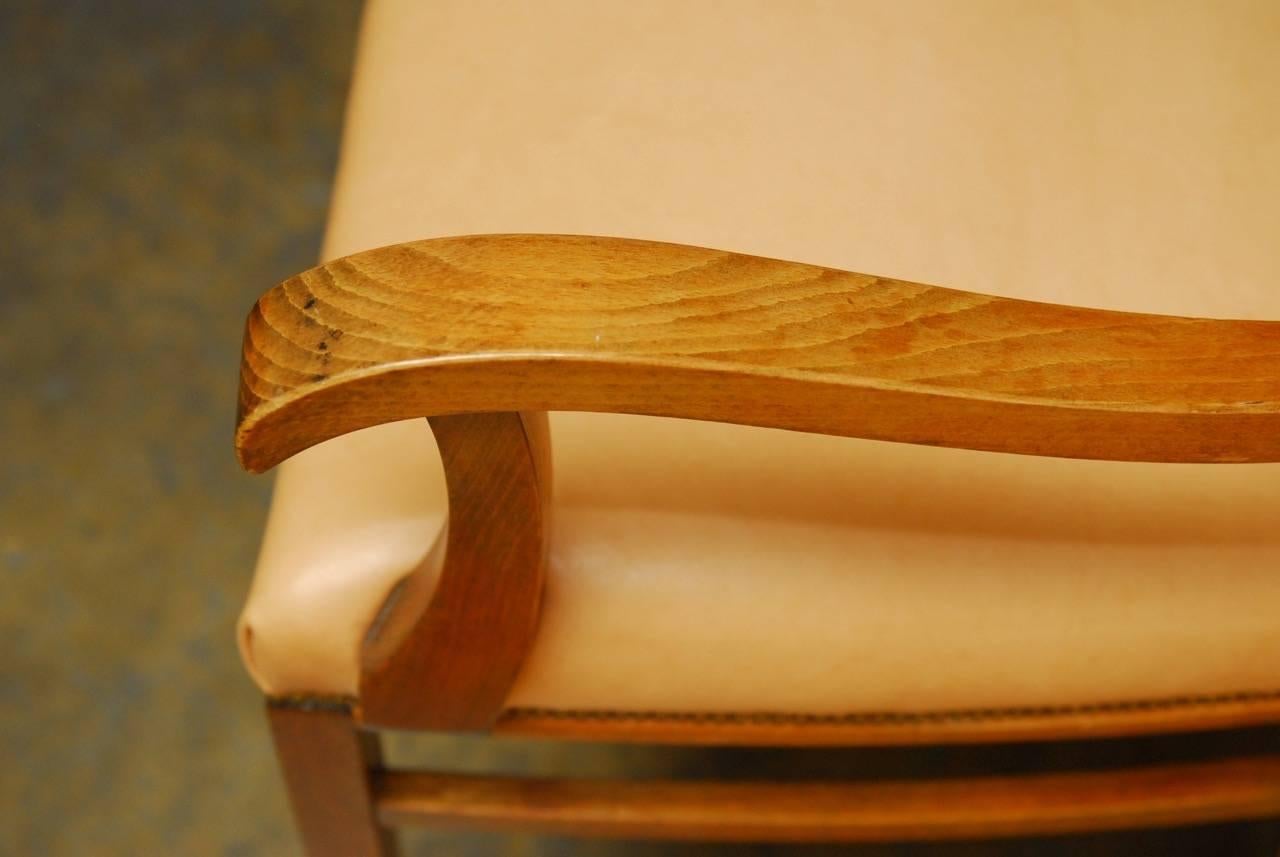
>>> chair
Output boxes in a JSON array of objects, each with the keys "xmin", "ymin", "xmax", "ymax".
[{"xmin": 233, "ymin": 2, "xmax": 1280, "ymax": 853}]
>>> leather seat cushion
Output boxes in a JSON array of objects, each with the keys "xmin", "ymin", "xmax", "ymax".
[{"xmin": 239, "ymin": 0, "xmax": 1280, "ymax": 715}]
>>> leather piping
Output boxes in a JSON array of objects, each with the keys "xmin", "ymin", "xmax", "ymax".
[
  {"xmin": 266, "ymin": 689, "xmax": 1280, "ymax": 724},
  {"xmin": 499, "ymin": 690, "xmax": 1280, "ymax": 726},
  {"xmin": 267, "ymin": 694, "xmax": 357, "ymax": 713}
]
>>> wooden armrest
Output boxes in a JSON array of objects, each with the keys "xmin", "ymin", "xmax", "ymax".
[
  {"xmin": 237, "ymin": 234, "xmax": 1279, "ymax": 470},
  {"xmin": 235, "ymin": 233, "xmax": 1280, "ymax": 731}
]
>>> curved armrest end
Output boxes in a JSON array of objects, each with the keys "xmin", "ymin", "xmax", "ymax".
[{"xmin": 237, "ymin": 234, "xmax": 1280, "ymax": 468}]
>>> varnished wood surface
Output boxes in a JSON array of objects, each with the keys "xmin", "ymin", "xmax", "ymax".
[
  {"xmin": 373, "ymin": 755, "xmax": 1280, "ymax": 842},
  {"xmin": 496, "ymin": 693, "xmax": 1280, "ymax": 746},
  {"xmin": 358, "ymin": 412, "xmax": 550, "ymax": 731},
  {"xmin": 268, "ymin": 702, "xmax": 398, "ymax": 856},
  {"xmin": 237, "ymin": 234, "xmax": 1280, "ymax": 470}
]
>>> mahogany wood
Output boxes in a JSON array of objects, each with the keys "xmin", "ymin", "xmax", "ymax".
[
  {"xmin": 358, "ymin": 412, "xmax": 550, "ymax": 730},
  {"xmin": 268, "ymin": 701, "xmax": 398, "ymax": 857},
  {"xmin": 373, "ymin": 755, "xmax": 1280, "ymax": 842}
]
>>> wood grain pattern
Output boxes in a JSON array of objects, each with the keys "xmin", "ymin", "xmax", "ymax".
[
  {"xmin": 268, "ymin": 701, "xmax": 398, "ymax": 856},
  {"xmin": 373, "ymin": 755, "xmax": 1280, "ymax": 842},
  {"xmin": 358, "ymin": 412, "xmax": 550, "ymax": 731},
  {"xmin": 237, "ymin": 234, "xmax": 1280, "ymax": 470}
]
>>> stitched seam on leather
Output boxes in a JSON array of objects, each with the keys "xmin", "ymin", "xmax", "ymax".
[
  {"xmin": 501, "ymin": 689, "xmax": 1280, "ymax": 726},
  {"xmin": 267, "ymin": 694, "xmax": 358, "ymax": 713}
]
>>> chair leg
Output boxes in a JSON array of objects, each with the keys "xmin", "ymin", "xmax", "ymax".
[{"xmin": 268, "ymin": 699, "xmax": 399, "ymax": 857}]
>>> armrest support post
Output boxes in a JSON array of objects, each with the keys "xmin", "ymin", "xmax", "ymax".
[{"xmin": 359, "ymin": 411, "xmax": 550, "ymax": 730}]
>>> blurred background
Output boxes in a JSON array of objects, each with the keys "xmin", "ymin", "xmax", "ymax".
[{"xmin": 2, "ymin": 2, "xmax": 1278, "ymax": 855}]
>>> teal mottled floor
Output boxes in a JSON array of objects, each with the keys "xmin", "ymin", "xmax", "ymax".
[{"xmin": 1, "ymin": 3, "xmax": 1277, "ymax": 855}]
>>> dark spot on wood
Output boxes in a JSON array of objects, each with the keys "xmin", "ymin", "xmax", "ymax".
[
  {"xmin": 304, "ymin": 297, "xmax": 317, "ymax": 309},
  {"xmin": 328, "ymin": 328, "xmax": 344, "ymax": 340},
  {"xmin": 311, "ymin": 373, "xmax": 328, "ymax": 382},
  {"xmin": 318, "ymin": 341, "xmax": 328, "ymax": 351}
]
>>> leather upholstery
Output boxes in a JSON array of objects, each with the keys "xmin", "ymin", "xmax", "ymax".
[{"xmin": 239, "ymin": 0, "xmax": 1280, "ymax": 715}]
